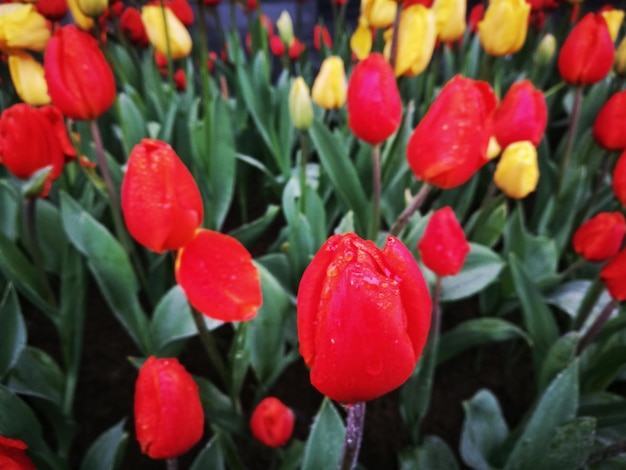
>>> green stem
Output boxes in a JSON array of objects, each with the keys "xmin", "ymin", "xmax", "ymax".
[
  {"xmin": 158, "ymin": 0, "xmax": 174, "ymax": 88},
  {"xmin": 229, "ymin": 0, "xmax": 236, "ymax": 33},
  {"xmin": 370, "ymin": 144, "xmax": 382, "ymax": 240},
  {"xmin": 543, "ymin": 80, "xmax": 566, "ymax": 98},
  {"xmin": 389, "ymin": 183, "xmax": 432, "ymax": 237},
  {"xmin": 191, "ymin": 307, "xmax": 228, "ymax": 388},
  {"xmin": 23, "ymin": 198, "xmax": 57, "ymax": 308},
  {"xmin": 389, "ymin": 4, "xmax": 402, "ymax": 72},
  {"xmin": 577, "ymin": 298, "xmax": 620, "ymax": 354},
  {"xmin": 196, "ymin": 0, "xmax": 212, "ymax": 102},
  {"xmin": 338, "ymin": 402, "xmax": 366, "ymax": 470},
  {"xmin": 573, "ymin": 277, "xmax": 605, "ymax": 330},
  {"xmin": 558, "ymin": 85, "xmax": 583, "ymax": 194},
  {"xmin": 299, "ymin": 131, "xmax": 309, "ymax": 212}
]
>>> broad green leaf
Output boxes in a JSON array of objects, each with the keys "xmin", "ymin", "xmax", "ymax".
[
  {"xmin": 469, "ymin": 201, "xmax": 508, "ymax": 248},
  {"xmin": 0, "ymin": 180, "xmax": 20, "ymax": 239},
  {"xmin": 229, "ymin": 205, "xmax": 280, "ymax": 249},
  {"xmin": 301, "ymin": 398, "xmax": 346, "ymax": 470},
  {"xmin": 229, "ymin": 322, "xmax": 251, "ymax": 404},
  {"xmin": 438, "ymin": 318, "xmax": 531, "ymax": 365},
  {"xmin": 116, "ymin": 92, "xmax": 147, "ymax": 155},
  {"xmin": 504, "ymin": 360, "xmax": 579, "ymax": 470},
  {"xmin": 196, "ymin": 377, "xmax": 245, "ymax": 436},
  {"xmin": 59, "ymin": 192, "xmax": 152, "ymax": 354},
  {"xmin": 579, "ymin": 396, "xmax": 626, "ymax": 429},
  {"xmin": 278, "ymin": 440, "xmax": 305, "ymax": 470},
  {"xmin": 150, "ymin": 285, "xmax": 197, "ymax": 356},
  {"xmin": 581, "ymin": 330, "xmax": 626, "ymax": 393},
  {"xmin": 509, "ymin": 254, "xmax": 559, "ymax": 367},
  {"xmin": 546, "ymin": 280, "xmax": 612, "ymax": 332},
  {"xmin": 190, "ymin": 437, "xmax": 225, "ymax": 470},
  {"xmin": 440, "ymin": 244, "xmax": 504, "ymax": 302},
  {"xmin": 79, "ymin": 419, "xmax": 128, "ymax": 470},
  {"xmin": 534, "ymin": 417, "xmax": 595, "ymax": 470},
  {"xmin": 399, "ymin": 436, "xmax": 459, "ymax": 470},
  {"xmin": 461, "ymin": 389, "xmax": 509, "ymax": 470},
  {"xmin": 8, "ymin": 347, "xmax": 64, "ymax": 406},
  {"xmin": 32, "ymin": 199, "xmax": 67, "ymax": 274},
  {"xmin": 0, "ymin": 285, "xmax": 26, "ymax": 380},
  {"xmin": 537, "ymin": 332, "xmax": 579, "ymax": 392},
  {"xmin": 282, "ymin": 178, "xmax": 316, "ymax": 278}
]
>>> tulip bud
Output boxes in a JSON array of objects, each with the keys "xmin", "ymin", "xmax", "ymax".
[
  {"xmin": 174, "ymin": 68, "xmax": 186, "ymax": 91},
  {"xmin": 276, "ymin": 10, "xmax": 294, "ymax": 47},
  {"xmin": 35, "ymin": 0, "xmax": 69, "ymax": 22},
  {"xmin": 121, "ymin": 139, "xmax": 203, "ymax": 253},
  {"xmin": 432, "ymin": 0, "xmax": 466, "ymax": 42},
  {"xmin": 250, "ymin": 398, "xmax": 295, "ymax": 448},
  {"xmin": 0, "ymin": 4, "xmax": 51, "ymax": 52},
  {"xmin": 134, "ymin": 357, "xmax": 204, "ymax": 459},
  {"xmin": 175, "ymin": 229, "xmax": 262, "ymax": 322},
  {"xmin": 493, "ymin": 141, "xmax": 539, "ymax": 199},
  {"xmin": 615, "ymin": 36, "xmax": 626, "ymax": 76},
  {"xmin": 383, "ymin": 5, "xmax": 436, "ymax": 77},
  {"xmin": 76, "ymin": 0, "xmax": 107, "ymax": 17},
  {"xmin": 120, "ymin": 7, "xmax": 149, "ymax": 48},
  {"xmin": 297, "ymin": 232, "xmax": 431, "ymax": 403},
  {"xmin": 350, "ymin": 16, "xmax": 373, "ymax": 61},
  {"xmin": 534, "ymin": 33, "xmax": 556, "ymax": 66},
  {"xmin": 44, "ymin": 25, "xmax": 116, "ymax": 120},
  {"xmin": 593, "ymin": 91, "xmax": 626, "ymax": 151},
  {"xmin": 478, "ymin": 0, "xmax": 530, "ymax": 56},
  {"xmin": 0, "ymin": 436, "xmax": 36, "ymax": 470},
  {"xmin": 142, "ymin": 5, "xmax": 192, "ymax": 59},
  {"xmin": 8, "ymin": 52, "xmax": 50, "ymax": 106},
  {"xmin": 600, "ymin": 8, "xmax": 624, "ymax": 42},
  {"xmin": 311, "ymin": 56, "xmax": 347, "ymax": 110},
  {"xmin": 418, "ymin": 207, "xmax": 470, "ymax": 277},
  {"xmin": 600, "ymin": 249, "xmax": 626, "ymax": 301},
  {"xmin": 558, "ymin": 13, "xmax": 615, "ymax": 85},
  {"xmin": 613, "ymin": 150, "xmax": 626, "ymax": 207},
  {"xmin": 66, "ymin": 0, "xmax": 95, "ymax": 29},
  {"xmin": 289, "ymin": 77, "xmax": 314, "ymax": 130},
  {"xmin": 361, "ymin": 0, "xmax": 397, "ymax": 29},
  {"xmin": 347, "ymin": 53, "xmax": 402, "ymax": 145},
  {"xmin": 572, "ymin": 212, "xmax": 626, "ymax": 262},
  {"xmin": 407, "ymin": 75, "xmax": 497, "ymax": 189},
  {"xmin": 494, "ymin": 80, "xmax": 547, "ymax": 148},
  {"xmin": 313, "ymin": 24, "xmax": 332, "ymax": 51}
]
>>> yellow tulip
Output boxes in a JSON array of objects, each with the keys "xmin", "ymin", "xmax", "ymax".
[
  {"xmin": 67, "ymin": 0, "xmax": 95, "ymax": 30},
  {"xmin": 601, "ymin": 9, "xmax": 624, "ymax": 42},
  {"xmin": 478, "ymin": 0, "xmax": 530, "ymax": 56},
  {"xmin": 8, "ymin": 52, "xmax": 50, "ymax": 106},
  {"xmin": 76, "ymin": 0, "xmax": 109, "ymax": 18},
  {"xmin": 311, "ymin": 56, "xmax": 347, "ymax": 110},
  {"xmin": 494, "ymin": 141, "xmax": 539, "ymax": 199},
  {"xmin": 350, "ymin": 16, "xmax": 372, "ymax": 61},
  {"xmin": 615, "ymin": 36, "xmax": 626, "ymax": 76},
  {"xmin": 276, "ymin": 11, "xmax": 294, "ymax": 47},
  {"xmin": 432, "ymin": 0, "xmax": 466, "ymax": 42},
  {"xmin": 361, "ymin": 0, "xmax": 397, "ymax": 29},
  {"xmin": 383, "ymin": 5, "xmax": 436, "ymax": 77},
  {"xmin": 142, "ymin": 5, "xmax": 192, "ymax": 60},
  {"xmin": 0, "ymin": 4, "xmax": 50, "ymax": 53},
  {"xmin": 289, "ymin": 77, "xmax": 313, "ymax": 130}
]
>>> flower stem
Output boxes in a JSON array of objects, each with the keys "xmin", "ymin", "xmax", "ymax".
[
  {"xmin": 389, "ymin": 183, "xmax": 432, "ymax": 237},
  {"xmin": 577, "ymin": 298, "xmax": 620, "ymax": 354},
  {"xmin": 158, "ymin": 0, "xmax": 175, "ymax": 89},
  {"xmin": 558, "ymin": 85, "xmax": 583, "ymax": 194},
  {"xmin": 370, "ymin": 144, "xmax": 382, "ymax": 240},
  {"xmin": 299, "ymin": 131, "xmax": 309, "ymax": 212},
  {"xmin": 338, "ymin": 402, "xmax": 366, "ymax": 470},
  {"xmin": 166, "ymin": 458, "xmax": 178, "ymax": 470},
  {"xmin": 191, "ymin": 307, "xmax": 228, "ymax": 388},
  {"xmin": 389, "ymin": 4, "xmax": 402, "ymax": 71}
]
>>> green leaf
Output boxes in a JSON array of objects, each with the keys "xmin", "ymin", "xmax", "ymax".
[
  {"xmin": 460, "ymin": 389, "xmax": 509, "ymax": 470},
  {"xmin": 534, "ymin": 417, "xmax": 595, "ymax": 470},
  {"xmin": 8, "ymin": 346, "xmax": 64, "ymax": 406},
  {"xmin": 59, "ymin": 192, "xmax": 152, "ymax": 354},
  {"xmin": 33, "ymin": 199, "xmax": 67, "ymax": 274},
  {"xmin": 229, "ymin": 322, "xmax": 251, "ymax": 403},
  {"xmin": 537, "ymin": 332, "xmax": 579, "ymax": 392},
  {"xmin": 248, "ymin": 264, "xmax": 292, "ymax": 386},
  {"xmin": 399, "ymin": 436, "xmax": 459, "ymax": 470},
  {"xmin": 0, "ymin": 180, "xmax": 20, "ymax": 240},
  {"xmin": 469, "ymin": 201, "xmax": 508, "ymax": 248},
  {"xmin": 0, "ymin": 285, "xmax": 26, "ymax": 380},
  {"xmin": 79, "ymin": 419, "xmax": 128, "ymax": 470},
  {"xmin": 508, "ymin": 254, "xmax": 559, "ymax": 367},
  {"xmin": 190, "ymin": 437, "xmax": 225, "ymax": 470},
  {"xmin": 196, "ymin": 377, "xmax": 245, "ymax": 436},
  {"xmin": 308, "ymin": 120, "xmax": 370, "ymax": 235},
  {"xmin": 438, "ymin": 318, "xmax": 531, "ymax": 365},
  {"xmin": 301, "ymin": 398, "xmax": 346, "ymax": 470},
  {"xmin": 546, "ymin": 280, "xmax": 612, "ymax": 332},
  {"xmin": 440, "ymin": 244, "xmax": 504, "ymax": 302},
  {"xmin": 150, "ymin": 285, "xmax": 196, "ymax": 356},
  {"xmin": 116, "ymin": 92, "xmax": 147, "ymax": 155},
  {"xmin": 278, "ymin": 440, "xmax": 305, "ymax": 470},
  {"xmin": 229, "ymin": 205, "xmax": 280, "ymax": 249},
  {"xmin": 581, "ymin": 330, "xmax": 626, "ymax": 393},
  {"xmin": 503, "ymin": 360, "xmax": 579, "ymax": 470}
]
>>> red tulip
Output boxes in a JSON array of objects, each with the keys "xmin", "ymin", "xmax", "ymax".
[
  {"xmin": 297, "ymin": 233, "xmax": 432, "ymax": 403},
  {"xmin": 593, "ymin": 91, "xmax": 626, "ymax": 151},
  {"xmin": 313, "ymin": 25, "xmax": 332, "ymax": 51},
  {"xmin": 147, "ymin": 0, "xmax": 194, "ymax": 26},
  {"xmin": 347, "ymin": 53, "xmax": 402, "ymax": 146},
  {"xmin": 613, "ymin": 150, "xmax": 626, "ymax": 207},
  {"xmin": 134, "ymin": 357, "xmax": 204, "ymax": 459},
  {"xmin": 175, "ymin": 229, "xmax": 262, "ymax": 322},
  {"xmin": 35, "ymin": 0, "xmax": 68, "ymax": 22},
  {"xmin": 494, "ymin": 80, "xmax": 547, "ymax": 148},
  {"xmin": 572, "ymin": 212, "xmax": 626, "ymax": 262},
  {"xmin": 0, "ymin": 104, "xmax": 75, "ymax": 197},
  {"xmin": 600, "ymin": 248, "xmax": 626, "ymax": 301},
  {"xmin": 269, "ymin": 35, "xmax": 286, "ymax": 56},
  {"xmin": 558, "ymin": 13, "xmax": 615, "ymax": 85},
  {"xmin": 174, "ymin": 69, "xmax": 187, "ymax": 91},
  {"xmin": 288, "ymin": 38, "xmax": 306, "ymax": 60},
  {"xmin": 418, "ymin": 206, "xmax": 470, "ymax": 276},
  {"xmin": 121, "ymin": 139, "xmax": 204, "ymax": 253},
  {"xmin": 407, "ymin": 75, "xmax": 497, "ymax": 189},
  {"xmin": 120, "ymin": 7, "xmax": 149, "ymax": 48},
  {"xmin": 44, "ymin": 25, "xmax": 116, "ymax": 121},
  {"xmin": 468, "ymin": 4, "xmax": 484, "ymax": 33},
  {"xmin": 203, "ymin": 0, "xmax": 221, "ymax": 5},
  {"xmin": 246, "ymin": 0, "xmax": 258, "ymax": 11},
  {"xmin": 250, "ymin": 398, "xmax": 295, "ymax": 448},
  {"xmin": 0, "ymin": 436, "xmax": 36, "ymax": 470}
]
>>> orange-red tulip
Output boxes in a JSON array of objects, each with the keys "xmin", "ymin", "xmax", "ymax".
[
  {"xmin": 573, "ymin": 212, "xmax": 626, "ymax": 262},
  {"xmin": 593, "ymin": 90, "xmax": 626, "ymax": 151},
  {"xmin": 250, "ymin": 398, "xmax": 295, "ymax": 448},
  {"xmin": 418, "ymin": 207, "xmax": 470, "ymax": 276},
  {"xmin": 0, "ymin": 436, "xmax": 36, "ymax": 470},
  {"xmin": 600, "ymin": 248, "xmax": 626, "ymax": 301}
]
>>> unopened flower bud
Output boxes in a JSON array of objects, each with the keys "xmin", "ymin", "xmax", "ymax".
[
  {"xmin": 289, "ymin": 77, "xmax": 313, "ymax": 130},
  {"xmin": 76, "ymin": 0, "xmax": 108, "ymax": 17},
  {"xmin": 494, "ymin": 141, "xmax": 539, "ymax": 199},
  {"xmin": 276, "ymin": 10, "xmax": 294, "ymax": 47},
  {"xmin": 615, "ymin": 36, "xmax": 626, "ymax": 76},
  {"xmin": 534, "ymin": 33, "xmax": 556, "ymax": 66}
]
